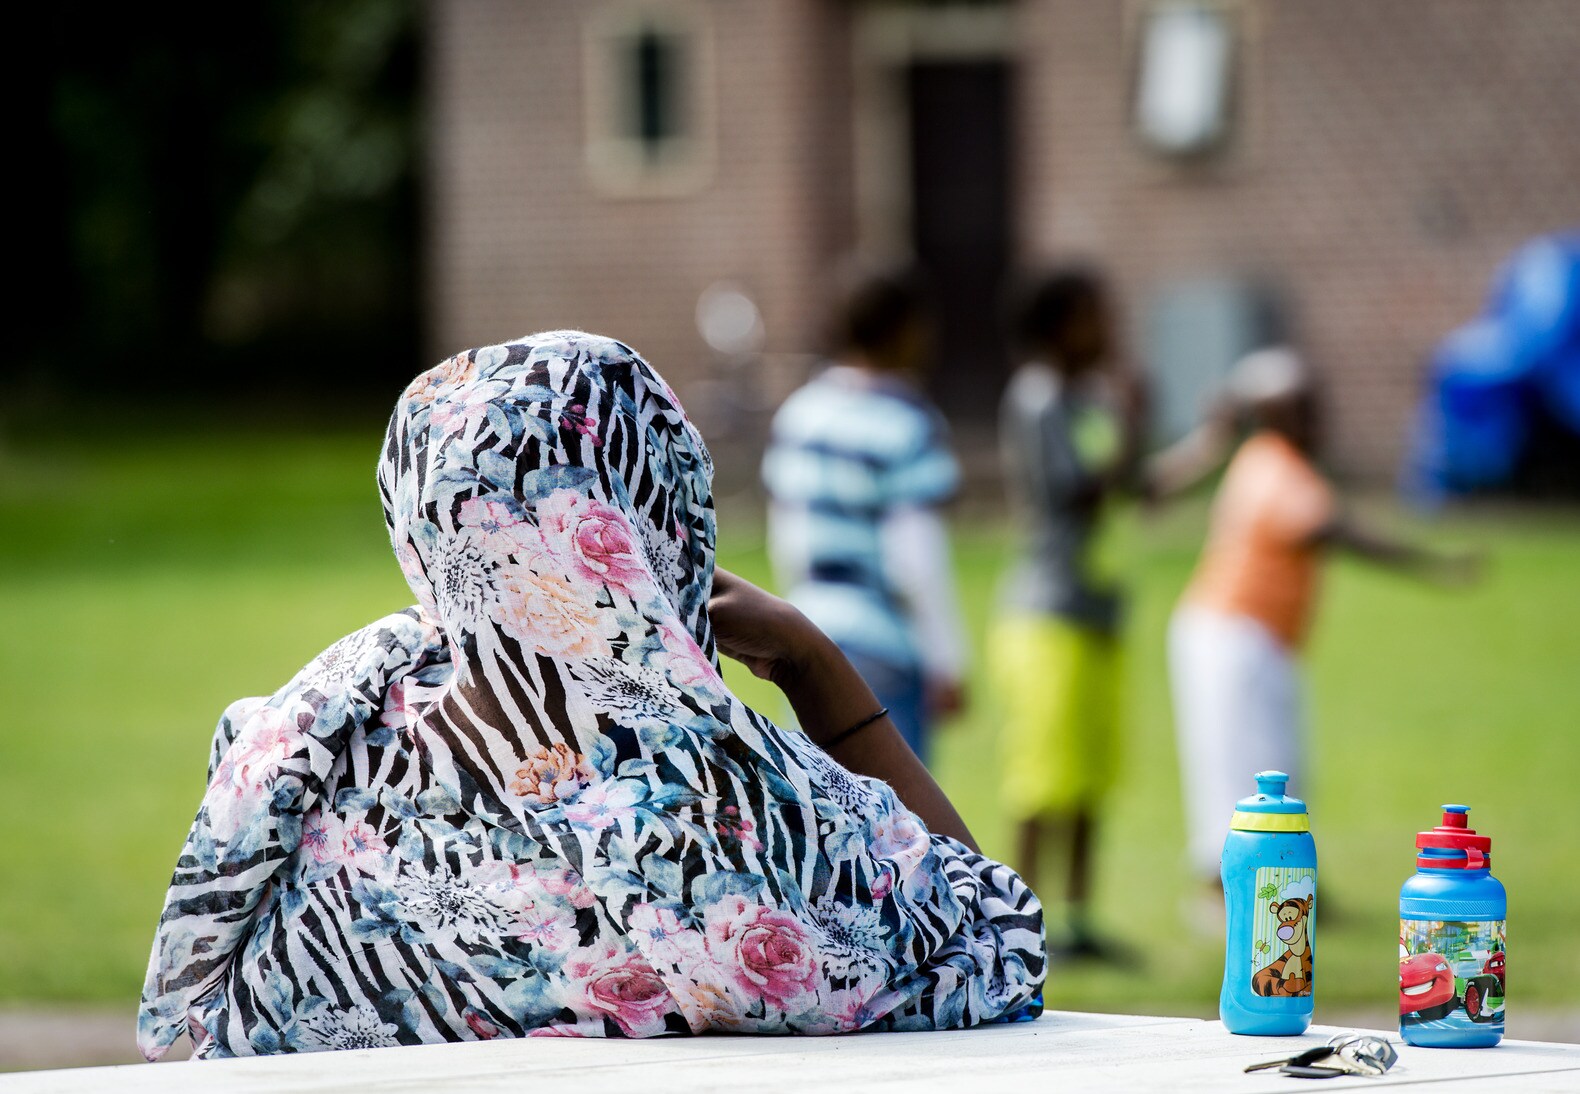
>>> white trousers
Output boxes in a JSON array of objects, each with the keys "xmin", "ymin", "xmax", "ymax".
[{"xmin": 1169, "ymin": 605, "xmax": 1304, "ymax": 878}]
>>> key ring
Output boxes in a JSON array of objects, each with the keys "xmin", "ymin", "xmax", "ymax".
[
  {"xmin": 1326, "ymin": 1033, "xmax": 1399, "ymax": 1077},
  {"xmin": 1244, "ymin": 1032, "xmax": 1399, "ymax": 1079}
]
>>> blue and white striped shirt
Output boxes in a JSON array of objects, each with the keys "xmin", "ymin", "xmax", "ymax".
[{"xmin": 762, "ymin": 365, "xmax": 962, "ymax": 671}]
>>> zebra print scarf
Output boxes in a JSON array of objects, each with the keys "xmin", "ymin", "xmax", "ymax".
[{"xmin": 138, "ymin": 331, "xmax": 1044, "ymax": 1059}]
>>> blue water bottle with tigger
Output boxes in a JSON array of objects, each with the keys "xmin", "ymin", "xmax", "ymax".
[
  {"xmin": 1220, "ymin": 771, "xmax": 1317, "ymax": 1035},
  {"xmin": 1400, "ymin": 805, "xmax": 1505, "ymax": 1048}
]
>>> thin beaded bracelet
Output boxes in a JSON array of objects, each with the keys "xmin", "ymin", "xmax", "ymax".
[{"xmin": 821, "ymin": 707, "xmax": 889, "ymax": 752}]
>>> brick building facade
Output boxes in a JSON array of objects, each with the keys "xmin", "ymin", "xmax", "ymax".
[{"xmin": 427, "ymin": 0, "xmax": 1580, "ymax": 479}]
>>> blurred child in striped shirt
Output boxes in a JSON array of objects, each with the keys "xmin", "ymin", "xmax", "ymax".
[{"xmin": 762, "ymin": 266, "xmax": 967, "ymax": 763}]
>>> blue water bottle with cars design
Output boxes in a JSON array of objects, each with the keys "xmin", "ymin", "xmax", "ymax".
[
  {"xmin": 1399, "ymin": 805, "xmax": 1505, "ymax": 1048},
  {"xmin": 1220, "ymin": 771, "xmax": 1317, "ymax": 1035}
]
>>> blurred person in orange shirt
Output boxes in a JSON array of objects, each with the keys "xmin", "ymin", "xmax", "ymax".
[{"xmin": 1152, "ymin": 347, "xmax": 1478, "ymax": 895}]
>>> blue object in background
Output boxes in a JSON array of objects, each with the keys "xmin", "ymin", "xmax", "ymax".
[
  {"xmin": 1406, "ymin": 229, "xmax": 1580, "ymax": 500},
  {"xmin": 1220, "ymin": 771, "xmax": 1317, "ymax": 1036},
  {"xmin": 1425, "ymin": 320, "xmax": 1533, "ymax": 490},
  {"xmin": 1492, "ymin": 235, "xmax": 1580, "ymax": 369},
  {"xmin": 1399, "ymin": 806, "xmax": 1506, "ymax": 1048}
]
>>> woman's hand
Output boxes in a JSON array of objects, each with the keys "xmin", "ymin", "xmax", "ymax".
[
  {"xmin": 707, "ymin": 569, "xmax": 979, "ymax": 851},
  {"xmin": 708, "ymin": 568, "xmax": 826, "ymax": 689}
]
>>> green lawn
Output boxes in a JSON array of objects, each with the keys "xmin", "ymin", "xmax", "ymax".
[{"xmin": 2, "ymin": 424, "xmax": 1577, "ymax": 1024}]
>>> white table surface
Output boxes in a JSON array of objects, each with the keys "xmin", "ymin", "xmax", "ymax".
[{"xmin": 3, "ymin": 1011, "xmax": 1577, "ymax": 1093}]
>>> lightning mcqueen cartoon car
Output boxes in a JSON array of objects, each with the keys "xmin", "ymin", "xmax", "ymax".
[{"xmin": 1400, "ymin": 951, "xmax": 1504, "ymax": 1024}]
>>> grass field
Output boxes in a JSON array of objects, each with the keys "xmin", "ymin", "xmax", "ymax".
[{"xmin": 2, "ymin": 421, "xmax": 1577, "ymax": 1025}]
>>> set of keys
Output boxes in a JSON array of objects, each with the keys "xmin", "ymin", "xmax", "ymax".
[{"xmin": 1244, "ymin": 1034, "xmax": 1400, "ymax": 1079}]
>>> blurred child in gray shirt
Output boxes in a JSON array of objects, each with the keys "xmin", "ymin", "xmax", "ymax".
[{"xmin": 993, "ymin": 268, "xmax": 1145, "ymax": 958}]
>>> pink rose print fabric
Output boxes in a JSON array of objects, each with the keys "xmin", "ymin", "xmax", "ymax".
[{"xmin": 138, "ymin": 332, "xmax": 1044, "ymax": 1061}]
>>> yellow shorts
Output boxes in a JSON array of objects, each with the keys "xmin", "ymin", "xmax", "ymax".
[{"xmin": 990, "ymin": 615, "xmax": 1123, "ymax": 820}]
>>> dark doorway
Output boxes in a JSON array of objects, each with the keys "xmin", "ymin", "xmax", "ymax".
[{"xmin": 906, "ymin": 59, "xmax": 1014, "ymax": 423}]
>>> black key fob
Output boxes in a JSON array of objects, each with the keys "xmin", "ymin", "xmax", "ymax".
[{"xmin": 1281, "ymin": 1063, "xmax": 1350, "ymax": 1079}]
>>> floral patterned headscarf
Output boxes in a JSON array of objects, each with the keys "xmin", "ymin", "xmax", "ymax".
[
  {"xmin": 375, "ymin": 332, "xmax": 733, "ymax": 815},
  {"xmin": 138, "ymin": 332, "xmax": 1042, "ymax": 1060},
  {"xmin": 383, "ymin": 331, "xmax": 717, "ymax": 670}
]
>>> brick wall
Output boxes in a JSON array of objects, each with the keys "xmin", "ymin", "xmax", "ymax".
[
  {"xmin": 1018, "ymin": 0, "xmax": 1580, "ymax": 476},
  {"xmin": 429, "ymin": 0, "xmax": 1580, "ymax": 479},
  {"xmin": 425, "ymin": 0, "xmax": 851, "ymax": 404}
]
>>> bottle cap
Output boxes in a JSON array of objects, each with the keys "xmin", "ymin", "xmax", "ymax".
[
  {"xmin": 1230, "ymin": 771, "xmax": 1310, "ymax": 832},
  {"xmin": 1416, "ymin": 804, "xmax": 1491, "ymax": 869}
]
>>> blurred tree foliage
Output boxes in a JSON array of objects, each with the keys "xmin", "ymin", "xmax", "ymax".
[{"xmin": 10, "ymin": 1, "xmax": 421, "ymax": 408}]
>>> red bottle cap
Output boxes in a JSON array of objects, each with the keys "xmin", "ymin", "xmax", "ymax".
[{"xmin": 1416, "ymin": 805, "xmax": 1491, "ymax": 869}]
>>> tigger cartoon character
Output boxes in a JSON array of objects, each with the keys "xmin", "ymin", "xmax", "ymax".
[{"xmin": 1251, "ymin": 896, "xmax": 1313, "ymax": 997}]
